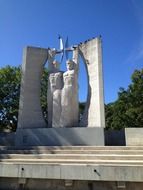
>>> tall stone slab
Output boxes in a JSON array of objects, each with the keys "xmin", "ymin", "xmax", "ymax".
[
  {"xmin": 79, "ymin": 37, "xmax": 105, "ymax": 128},
  {"xmin": 17, "ymin": 47, "xmax": 48, "ymax": 129}
]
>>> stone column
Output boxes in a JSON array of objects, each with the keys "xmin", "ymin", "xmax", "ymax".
[
  {"xmin": 79, "ymin": 37, "xmax": 105, "ymax": 128},
  {"xmin": 17, "ymin": 47, "xmax": 48, "ymax": 129}
]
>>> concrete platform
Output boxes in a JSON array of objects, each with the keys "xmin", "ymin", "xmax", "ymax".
[{"xmin": 15, "ymin": 127, "xmax": 105, "ymax": 146}]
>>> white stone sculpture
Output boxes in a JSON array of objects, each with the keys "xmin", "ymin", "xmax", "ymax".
[
  {"xmin": 47, "ymin": 60, "xmax": 63, "ymax": 127},
  {"xmin": 16, "ymin": 38, "xmax": 105, "ymax": 146},
  {"xmin": 48, "ymin": 59, "xmax": 79, "ymax": 128},
  {"xmin": 60, "ymin": 59, "xmax": 79, "ymax": 127},
  {"xmin": 52, "ymin": 72, "xmax": 63, "ymax": 127}
]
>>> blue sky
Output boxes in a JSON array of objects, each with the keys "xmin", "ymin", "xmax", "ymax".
[{"xmin": 0, "ymin": 0, "xmax": 143, "ymax": 103}]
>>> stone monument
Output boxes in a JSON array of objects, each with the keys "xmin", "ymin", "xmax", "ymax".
[{"xmin": 15, "ymin": 36, "xmax": 105, "ymax": 146}]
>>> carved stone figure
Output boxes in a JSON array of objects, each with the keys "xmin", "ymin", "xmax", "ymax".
[
  {"xmin": 60, "ymin": 59, "xmax": 79, "ymax": 127},
  {"xmin": 47, "ymin": 60, "xmax": 63, "ymax": 127},
  {"xmin": 52, "ymin": 72, "xmax": 63, "ymax": 127}
]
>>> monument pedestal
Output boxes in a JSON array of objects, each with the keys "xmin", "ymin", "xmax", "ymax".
[
  {"xmin": 125, "ymin": 128, "xmax": 143, "ymax": 146},
  {"xmin": 15, "ymin": 127, "xmax": 104, "ymax": 146}
]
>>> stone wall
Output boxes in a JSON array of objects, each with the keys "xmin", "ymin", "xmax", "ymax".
[
  {"xmin": 105, "ymin": 129, "xmax": 125, "ymax": 146},
  {"xmin": 0, "ymin": 178, "xmax": 143, "ymax": 190},
  {"xmin": 0, "ymin": 132, "xmax": 15, "ymax": 146},
  {"xmin": 0, "ymin": 129, "xmax": 126, "ymax": 146}
]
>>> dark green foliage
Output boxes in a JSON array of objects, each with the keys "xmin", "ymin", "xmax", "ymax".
[
  {"xmin": 0, "ymin": 66, "xmax": 21, "ymax": 131},
  {"xmin": 105, "ymin": 69, "xmax": 143, "ymax": 129},
  {"xmin": 40, "ymin": 68, "xmax": 48, "ymax": 123}
]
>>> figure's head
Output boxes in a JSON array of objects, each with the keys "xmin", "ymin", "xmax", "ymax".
[
  {"xmin": 53, "ymin": 60, "xmax": 60, "ymax": 70},
  {"xmin": 66, "ymin": 59, "xmax": 75, "ymax": 70}
]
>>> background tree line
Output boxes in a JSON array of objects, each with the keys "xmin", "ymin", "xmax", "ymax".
[
  {"xmin": 0, "ymin": 65, "xmax": 143, "ymax": 131},
  {"xmin": 105, "ymin": 69, "xmax": 143, "ymax": 129}
]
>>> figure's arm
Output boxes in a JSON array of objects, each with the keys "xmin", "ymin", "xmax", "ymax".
[
  {"xmin": 48, "ymin": 48, "xmax": 56, "ymax": 73},
  {"xmin": 72, "ymin": 48, "xmax": 79, "ymax": 73}
]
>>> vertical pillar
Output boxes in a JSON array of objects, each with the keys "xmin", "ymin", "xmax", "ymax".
[
  {"xmin": 79, "ymin": 37, "xmax": 105, "ymax": 127},
  {"xmin": 17, "ymin": 47, "xmax": 48, "ymax": 129}
]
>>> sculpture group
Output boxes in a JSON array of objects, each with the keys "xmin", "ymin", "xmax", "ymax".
[
  {"xmin": 17, "ymin": 36, "xmax": 105, "ymax": 130},
  {"xmin": 16, "ymin": 36, "xmax": 105, "ymax": 146},
  {"xmin": 48, "ymin": 59, "xmax": 78, "ymax": 128}
]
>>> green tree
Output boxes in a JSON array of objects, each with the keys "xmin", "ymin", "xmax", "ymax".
[
  {"xmin": 0, "ymin": 66, "xmax": 21, "ymax": 131},
  {"xmin": 40, "ymin": 68, "xmax": 48, "ymax": 123},
  {"xmin": 106, "ymin": 69, "xmax": 143, "ymax": 129}
]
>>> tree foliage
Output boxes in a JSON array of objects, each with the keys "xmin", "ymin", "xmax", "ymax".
[
  {"xmin": 0, "ymin": 66, "xmax": 21, "ymax": 131},
  {"xmin": 105, "ymin": 69, "xmax": 143, "ymax": 129},
  {"xmin": 40, "ymin": 68, "xmax": 48, "ymax": 123}
]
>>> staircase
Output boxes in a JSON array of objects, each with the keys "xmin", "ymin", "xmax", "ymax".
[
  {"xmin": 1, "ymin": 146, "xmax": 143, "ymax": 164},
  {"xmin": 0, "ymin": 146, "xmax": 143, "ymax": 181}
]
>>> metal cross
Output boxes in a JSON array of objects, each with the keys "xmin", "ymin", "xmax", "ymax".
[{"xmin": 56, "ymin": 35, "xmax": 77, "ymax": 63}]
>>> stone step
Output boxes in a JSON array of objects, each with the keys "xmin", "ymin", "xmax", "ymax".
[
  {"xmin": 1, "ymin": 149, "xmax": 143, "ymax": 154},
  {"xmin": 1, "ymin": 153, "xmax": 143, "ymax": 160},
  {"xmin": 1, "ymin": 158, "xmax": 143, "ymax": 165},
  {"xmin": 1, "ymin": 146, "xmax": 143, "ymax": 151}
]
